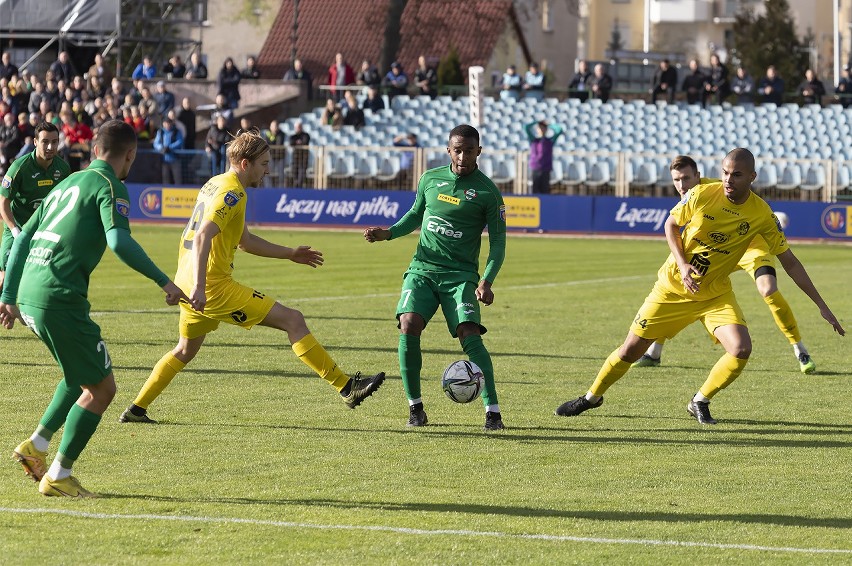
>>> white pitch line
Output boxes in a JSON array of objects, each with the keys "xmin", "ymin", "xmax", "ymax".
[
  {"xmin": 0, "ymin": 507, "xmax": 849, "ymax": 555},
  {"xmin": 90, "ymin": 275, "xmax": 651, "ymax": 316}
]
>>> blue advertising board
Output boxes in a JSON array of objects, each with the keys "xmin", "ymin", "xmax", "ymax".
[{"xmin": 126, "ymin": 184, "xmax": 852, "ymax": 240}]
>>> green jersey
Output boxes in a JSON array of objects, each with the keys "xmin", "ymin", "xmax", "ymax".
[
  {"xmin": 17, "ymin": 160, "xmax": 132, "ymax": 309},
  {"xmin": 389, "ymin": 165, "xmax": 506, "ymax": 282},
  {"xmin": 1, "ymin": 150, "xmax": 71, "ymax": 229}
]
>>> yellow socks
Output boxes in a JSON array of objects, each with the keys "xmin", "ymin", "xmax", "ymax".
[
  {"xmin": 699, "ymin": 353, "xmax": 748, "ymax": 399},
  {"xmin": 292, "ymin": 333, "xmax": 349, "ymax": 391},
  {"xmin": 764, "ymin": 290, "xmax": 801, "ymax": 344},
  {"xmin": 133, "ymin": 353, "xmax": 186, "ymax": 409},
  {"xmin": 589, "ymin": 350, "xmax": 632, "ymax": 397}
]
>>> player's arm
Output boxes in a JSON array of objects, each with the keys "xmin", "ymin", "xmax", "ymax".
[
  {"xmin": 238, "ymin": 224, "xmax": 323, "ymax": 267},
  {"xmin": 776, "ymin": 249, "xmax": 845, "ymax": 335},
  {"xmin": 105, "ymin": 227, "xmax": 191, "ymax": 307},
  {"xmin": 0, "ymin": 227, "xmax": 32, "ymax": 328},
  {"xmin": 664, "ymin": 214, "xmax": 700, "ymax": 294},
  {"xmin": 478, "ymin": 197, "xmax": 507, "ymax": 306},
  {"xmin": 0, "ymin": 194, "xmax": 17, "ymax": 234},
  {"xmin": 364, "ymin": 177, "xmax": 426, "ymax": 243}
]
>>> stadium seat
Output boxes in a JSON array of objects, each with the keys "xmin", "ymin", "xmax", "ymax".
[
  {"xmin": 491, "ymin": 158, "xmax": 515, "ymax": 185},
  {"xmin": 563, "ymin": 159, "xmax": 588, "ymax": 187},
  {"xmin": 376, "ymin": 154, "xmax": 402, "ymax": 182},
  {"xmin": 585, "ymin": 159, "xmax": 612, "ymax": 188},
  {"xmin": 752, "ymin": 162, "xmax": 779, "ymax": 191},
  {"xmin": 776, "ymin": 162, "xmax": 803, "ymax": 191},
  {"xmin": 549, "ymin": 158, "xmax": 565, "ymax": 187},
  {"xmin": 836, "ymin": 162, "xmax": 852, "ymax": 191},
  {"xmin": 326, "ymin": 153, "xmax": 354, "ymax": 180},
  {"xmin": 629, "ymin": 159, "xmax": 659, "ymax": 188},
  {"xmin": 353, "ymin": 153, "xmax": 379, "ymax": 181},
  {"xmin": 799, "ymin": 163, "xmax": 825, "ymax": 192}
]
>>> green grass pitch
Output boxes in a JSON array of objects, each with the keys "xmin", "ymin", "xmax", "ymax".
[{"xmin": 1, "ymin": 225, "xmax": 850, "ymax": 564}]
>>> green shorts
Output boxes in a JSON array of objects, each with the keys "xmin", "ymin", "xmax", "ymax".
[
  {"xmin": 0, "ymin": 227, "xmax": 12, "ymax": 271},
  {"xmin": 19, "ymin": 304, "xmax": 112, "ymax": 386},
  {"xmin": 396, "ymin": 272, "xmax": 486, "ymax": 337}
]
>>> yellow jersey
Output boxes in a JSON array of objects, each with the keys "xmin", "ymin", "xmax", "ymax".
[
  {"xmin": 175, "ymin": 171, "xmax": 247, "ymax": 290},
  {"xmin": 655, "ymin": 182, "xmax": 788, "ymax": 302}
]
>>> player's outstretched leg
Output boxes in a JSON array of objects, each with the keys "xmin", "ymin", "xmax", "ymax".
[
  {"xmin": 688, "ymin": 352, "xmax": 748, "ymax": 425},
  {"xmin": 12, "ymin": 438, "xmax": 47, "ymax": 482},
  {"xmin": 555, "ymin": 350, "xmax": 630, "ymax": 417},
  {"xmin": 341, "ymin": 371, "xmax": 387, "ymax": 409},
  {"xmin": 763, "ymin": 289, "xmax": 815, "ymax": 374}
]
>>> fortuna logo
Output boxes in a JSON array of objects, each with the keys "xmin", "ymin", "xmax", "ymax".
[
  {"xmin": 426, "ymin": 215, "xmax": 463, "ymax": 238},
  {"xmin": 438, "ymin": 193, "xmax": 460, "ymax": 205},
  {"xmin": 436, "ymin": 182, "xmax": 449, "ymax": 188}
]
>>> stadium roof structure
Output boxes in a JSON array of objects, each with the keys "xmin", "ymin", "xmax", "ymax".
[{"xmin": 258, "ymin": 0, "xmax": 530, "ymax": 84}]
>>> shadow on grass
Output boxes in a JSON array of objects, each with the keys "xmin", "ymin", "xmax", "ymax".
[{"xmin": 96, "ymin": 493, "xmax": 852, "ymax": 529}]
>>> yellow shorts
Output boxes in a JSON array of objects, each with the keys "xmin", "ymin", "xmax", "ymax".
[
  {"xmin": 179, "ymin": 279, "xmax": 276, "ymax": 339},
  {"xmin": 630, "ymin": 289, "xmax": 746, "ymax": 344},
  {"xmin": 736, "ymin": 246, "xmax": 775, "ymax": 279}
]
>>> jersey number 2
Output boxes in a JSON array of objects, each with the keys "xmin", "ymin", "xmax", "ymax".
[
  {"xmin": 181, "ymin": 202, "xmax": 205, "ymax": 250},
  {"xmin": 32, "ymin": 186, "xmax": 80, "ymax": 243}
]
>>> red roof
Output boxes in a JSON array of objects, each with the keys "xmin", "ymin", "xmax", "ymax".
[{"xmin": 259, "ymin": 0, "xmax": 525, "ymax": 85}]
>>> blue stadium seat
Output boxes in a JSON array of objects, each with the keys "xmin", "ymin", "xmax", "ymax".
[
  {"xmin": 836, "ymin": 162, "xmax": 852, "ymax": 190},
  {"xmin": 752, "ymin": 162, "xmax": 779, "ymax": 191},
  {"xmin": 799, "ymin": 163, "xmax": 825, "ymax": 192},
  {"xmin": 563, "ymin": 159, "xmax": 588, "ymax": 187},
  {"xmin": 585, "ymin": 158, "xmax": 612, "ymax": 189},
  {"xmin": 776, "ymin": 162, "xmax": 803, "ymax": 191}
]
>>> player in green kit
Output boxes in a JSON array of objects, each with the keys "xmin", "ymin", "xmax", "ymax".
[
  {"xmin": 0, "ymin": 120, "xmax": 191, "ymax": 497},
  {"xmin": 0, "ymin": 122, "xmax": 71, "ymax": 288},
  {"xmin": 364, "ymin": 124, "xmax": 507, "ymax": 430}
]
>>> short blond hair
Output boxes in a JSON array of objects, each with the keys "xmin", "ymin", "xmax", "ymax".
[{"xmin": 226, "ymin": 128, "xmax": 269, "ymax": 165}]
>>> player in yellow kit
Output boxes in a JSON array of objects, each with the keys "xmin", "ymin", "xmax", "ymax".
[
  {"xmin": 634, "ymin": 155, "xmax": 817, "ymax": 373},
  {"xmin": 555, "ymin": 148, "xmax": 844, "ymax": 425},
  {"xmin": 119, "ymin": 129, "xmax": 385, "ymax": 423}
]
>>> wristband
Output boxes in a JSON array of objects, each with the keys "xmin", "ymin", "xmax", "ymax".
[{"xmin": 10, "ymin": 226, "xmax": 20, "ymax": 238}]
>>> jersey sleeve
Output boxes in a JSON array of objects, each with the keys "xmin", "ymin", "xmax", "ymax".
[
  {"xmin": 670, "ymin": 183, "xmax": 704, "ymax": 226},
  {"xmin": 389, "ymin": 175, "xmax": 426, "ymax": 239},
  {"xmin": 482, "ymin": 189, "xmax": 507, "ymax": 283},
  {"xmin": 0, "ymin": 158, "xmax": 23, "ymax": 200},
  {"xmin": 203, "ymin": 187, "xmax": 246, "ymax": 232},
  {"xmin": 763, "ymin": 211, "xmax": 790, "ymax": 256},
  {"xmin": 96, "ymin": 173, "xmax": 132, "ymax": 233}
]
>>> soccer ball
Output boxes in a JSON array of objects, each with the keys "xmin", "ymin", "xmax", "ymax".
[
  {"xmin": 441, "ymin": 360, "xmax": 483, "ymax": 403},
  {"xmin": 774, "ymin": 211, "xmax": 790, "ymax": 230}
]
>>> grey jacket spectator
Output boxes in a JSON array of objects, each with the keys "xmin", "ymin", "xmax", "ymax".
[
  {"xmin": 356, "ymin": 60, "xmax": 381, "ymax": 88},
  {"xmin": 185, "ymin": 52, "xmax": 208, "ymax": 79},
  {"xmin": 153, "ymin": 81, "xmax": 175, "ymax": 117},
  {"xmin": 414, "ymin": 56, "xmax": 437, "ymax": 98},
  {"xmin": 731, "ymin": 67, "xmax": 755, "ymax": 104},
  {"xmin": 242, "ymin": 56, "xmax": 261, "ymax": 79},
  {"xmin": 283, "ymin": 59, "xmax": 313, "ymax": 100}
]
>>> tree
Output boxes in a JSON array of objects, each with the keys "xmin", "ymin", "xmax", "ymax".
[
  {"xmin": 732, "ymin": 0, "xmax": 809, "ymax": 96},
  {"xmin": 437, "ymin": 44, "xmax": 464, "ymax": 91},
  {"xmin": 378, "ymin": 0, "xmax": 408, "ymax": 74},
  {"xmin": 606, "ymin": 18, "xmax": 624, "ymax": 61}
]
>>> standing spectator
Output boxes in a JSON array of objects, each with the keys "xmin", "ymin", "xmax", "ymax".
[
  {"xmin": 241, "ymin": 55, "xmax": 261, "ymax": 79},
  {"xmin": 320, "ymin": 98, "xmax": 343, "ymax": 129},
  {"xmin": 0, "ymin": 52, "xmax": 19, "ymax": 81},
  {"xmin": 162, "ymin": 55, "xmax": 186, "ymax": 79},
  {"xmin": 356, "ymin": 60, "xmax": 381, "ymax": 89},
  {"xmin": 590, "ymin": 63, "xmax": 613, "ymax": 103},
  {"xmin": 50, "ymin": 51, "xmax": 77, "ymax": 84},
  {"xmin": 132, "ymin": 56, "xmax": 157, "ymax": 80},
  {"xmin": 342, "ymin": 91, "xmax": 365, "ymax": 130},
  {"xmin": 185, "ymin": 52, "xmax": 208, "ymax": 80},
  {"xmin": 702, "ymin": 53, "xmax": 729, "ymax": 107},
  {"xmin": 499, "ymin": 65, "xmax": 522, "ymax": 101},
  {"xmin": 0, "ymin": 112, "xmax": 21, "ymax": 172},
  {"xmin": 757, "ymin": 65, "xmax": 784, "ymax": 105},
  {"xmin": 283, "ymin": 58, "xmax": 313, "ymax": 99},
  {"xmin": 797, "ymin": 69, "xmax": 826, "ymax": 106},
  {"xmin": 205, "ymin": 114, "xmax": 229, "ymax": 175},
  {"xmin": 28, "ymin": 81, "xmax": 46, "ymax": 115},
  {"xmin": 217, "ymin": 57, "xmax": 242, "ymax": 109},
  {"xmin": 153, "ymin": 81, "xmax": 175, "ymax": 117},
  {"xmin": 836, "ymin": 66, "xmax": 852, "ymax": 108},
  {"xmin": 363, "ymin": 86, "xmax": 385, "ymax": 112},
  {"xmin": 87, "ymin": 53, "xmax": 113, "ymax": 84},
  {"xmin": 289, "ymin": 121, "xmax": 310, "ymax": 187},
  {"xmin": 153, "ymin": 117, "xmax": 184, "ymax": 185},
  {"xmin": 177, "ymin": 97, "xmax": 196, "ymax": 149},
  {"xmin": 382, "ymin": 61, "xmax": 409, "ymax": 101},
  {"xmin": 328, "ymin": 53, "xmax": 355, "ymax": 103},
  {"xmin": 262, "ymin": 119, "xmax": 286, "ymax": 187},
  {"xmin": 650, "ymin": 59, "xmax": 677, "ymax": 104},
  {"xmin": 166, "ymin": 109, "xmax": 186, "ymax": 142},
  {"xmin": 731, "ymin": 66, "xmax": 755, "ymax": 104},
  {"xmin": 523, "ymin": 62, "xmax": 546, "ymax": 101},
  {"xmin": 681, "ymin": 59, "xmax": 705, "ymax": 105},
  {"xmin": 414, "ymin": 55, "xmax": 437, "ymax": 98},
  {"xmin": 568, "ymin": 60, "xmax": 592, "ymax": 102},
  {"xmin": 525, "ymin": 120, "xmax": 564, "ymax": 194}
]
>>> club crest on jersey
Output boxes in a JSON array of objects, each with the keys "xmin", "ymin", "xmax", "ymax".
[
  {"xmin": 464, "ymin": 188, "xmax": 477, "ymax": 200},
  {"xmin": 737, "ymin": 221, "xmax": 750, "ymax": 235},
  {"xmin": 115, "ymin": 198, "xmax": 131, "ymax": 217},
  {"xmin": 53, "ymin": 170, "xmax": 62, "ymax": 180},
  {"xmin": 224, "ymin": 191, "xmax": 240, "ymax": 207},
  {"xmin": 438, "ymin": 193, "xmax": 460, "ymax": 205},
  {"xmin": 1, "ymin": 175, "xmax": 10, "ymax": 189},
  {"xmin": 499, "ymin": 204, "xmax": 506, "ymax": 221}
]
